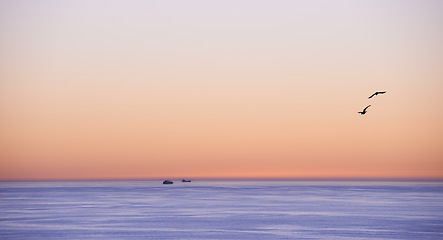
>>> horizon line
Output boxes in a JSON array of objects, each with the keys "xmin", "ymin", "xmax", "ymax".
[{"xmin": 1, "ymin": 177, "xmax": 443, "ymax": 182}]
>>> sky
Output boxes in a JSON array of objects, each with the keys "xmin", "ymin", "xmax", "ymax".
[{"xmin": 1, "ymin": 0, "xmax": 443, "ymax": 180}]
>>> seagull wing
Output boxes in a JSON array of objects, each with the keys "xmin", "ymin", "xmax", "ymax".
[
  {"xmin": 377, "ymin": 91, "xmax": 386, "ymax": 94},
  {"xmin": 368, "ymin": 93, "xmax": 376, "ymax": 99},
  {"xmin": 363, "ymin": 105, "xmax": 371, "ymax": 111}
]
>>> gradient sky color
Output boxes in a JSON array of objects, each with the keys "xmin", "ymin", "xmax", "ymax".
[{"xmin": 1, "ymin": 0, "xmax": 443, "ymax": 180}]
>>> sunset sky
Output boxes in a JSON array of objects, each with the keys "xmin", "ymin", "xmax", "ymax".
[{"xmin": 1, "ymin": 0, "xmax": 443, "ymax": 180}]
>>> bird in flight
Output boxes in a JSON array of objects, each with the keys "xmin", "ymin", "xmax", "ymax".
[
  {"xmin": 368, "ymin": 91, "xmax": 386, "ymax": 99},
  {"xmin": 358, "ymin": 105, "xmax": 371, "ymax": 115}
]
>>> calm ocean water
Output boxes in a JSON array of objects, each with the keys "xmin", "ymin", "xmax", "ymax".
[{"xmin": 1, "ymin": 180, "xmax": 443, "ymax": 240}]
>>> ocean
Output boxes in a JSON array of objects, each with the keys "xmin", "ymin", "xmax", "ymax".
[{"xmin": 1, "ymin": 180, "xmax": 442, "ymax": 239}]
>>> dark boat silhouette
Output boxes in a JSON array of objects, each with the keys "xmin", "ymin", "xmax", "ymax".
[
  {"xmin": 182, "ymin": 179, "xmax": 191, "ymax": 182},
  {"xmin": 163, "ymin": 180, "xmax": 173, "ymax": 184}
]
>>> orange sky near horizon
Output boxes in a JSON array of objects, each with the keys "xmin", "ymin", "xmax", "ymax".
[{"xmin": 1, "ymin": 0, "xmax": 443, "ymax": 180}]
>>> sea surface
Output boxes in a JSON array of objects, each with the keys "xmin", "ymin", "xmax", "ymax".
[{"xmin": 1, "ymin": 180, "xmax": 443, "ymax": 239}]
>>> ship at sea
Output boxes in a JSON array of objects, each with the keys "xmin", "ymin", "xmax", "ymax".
[{"xmin": 163, "ymin": 180, "xmax": 173, "ymax": 184}]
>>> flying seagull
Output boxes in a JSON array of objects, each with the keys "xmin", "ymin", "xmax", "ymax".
[
  {"xmin": 358, "ymin": 105, "xmax": 371, "ymax": 115},
  {"xmin": 368, "ymin": 91, "xmax": 386, "ymax": 99}
]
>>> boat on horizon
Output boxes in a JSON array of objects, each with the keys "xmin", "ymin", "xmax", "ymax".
[
  {"xmin": 163, "ymin": 180, "xmax": 173, "ymax": 184},
  {"xmin": 182, "ymin": 179, "xmax": 191, "ymax": 182}
]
